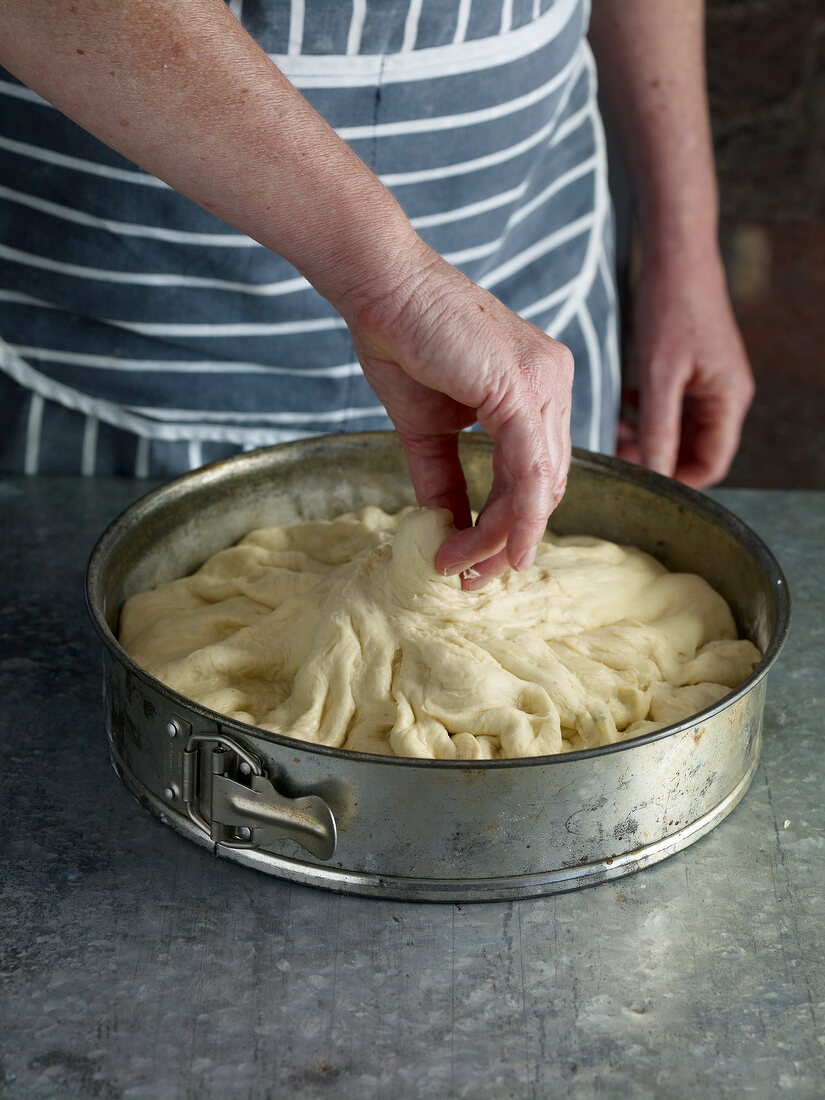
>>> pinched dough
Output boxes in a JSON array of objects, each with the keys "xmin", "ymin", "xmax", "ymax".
[{"xmin": 119, "ymin": 507, "xmax": 761, "ymax": 759}]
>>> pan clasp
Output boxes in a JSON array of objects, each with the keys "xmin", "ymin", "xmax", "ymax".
[{"xmin": 182, "ymin": 732, "xmax": 336, "ymax": 861}]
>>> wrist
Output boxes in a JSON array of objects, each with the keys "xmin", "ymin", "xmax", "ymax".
[
  {"xmin": 634, "ymin": 162, "xmax": 721, "ymax": 268},
  {"xmin": 316, "ymin": 210, "xmax": 433, "ymax": 325},
  {"xmin": 637, "ymin": 199, "xmax": 719, "ymax": 265}
]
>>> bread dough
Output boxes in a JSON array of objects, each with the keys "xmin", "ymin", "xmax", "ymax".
[{"xmin": 119, "ymin": 507, "xmax": 761, "ymax": 759}]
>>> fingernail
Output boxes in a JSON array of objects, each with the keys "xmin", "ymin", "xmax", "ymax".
[
  {"xmin": 460, "ymin": 566, "xmax": 481, "ymax": 581},
  {"xmin": 463, "ymin": 574, "xmax": 490, "ymax": 591},
  {"xmin": 515, "ymin": 547, "xmax": 537, "ymax": 572},
  {"xmin": 442, "ymin": 563, "xmax": 466, "ymax": 577}
]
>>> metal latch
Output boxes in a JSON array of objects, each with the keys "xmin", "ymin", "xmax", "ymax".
[{"xmin": 182, "ymin": 733, "xmax": 336, "ymax": 861}]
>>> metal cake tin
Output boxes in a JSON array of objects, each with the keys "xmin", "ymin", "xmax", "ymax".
[{"xmin": 86, "ymin": 433, "xmax": 790, "ymax": 901}]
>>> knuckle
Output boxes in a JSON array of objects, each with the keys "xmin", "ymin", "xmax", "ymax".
[
  {"xmin": 529, "ymin": 340, "xmax": 574, "ymax": 390},
  {"xmin": 529, "ymin": 455, "xmax": 556, "ymax": 485},
  {"xmin": 477, "ymin": 378, "xmax": 512, "ymax": 428},
  {"xmin": 554, "ymin": 342, "xmax": 575, "ymax": 382},
  {"xmin": 517, "ymin": 335, "xmax": 574, "ymax": 392},
  {"xmin": 551, "ymin": 471, "xmax": 568, "ymax": 507}
]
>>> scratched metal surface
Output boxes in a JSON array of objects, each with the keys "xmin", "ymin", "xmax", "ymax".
[{"xmin": 0, "ymin": 478, "xmax": 822, "ymax": 1099}]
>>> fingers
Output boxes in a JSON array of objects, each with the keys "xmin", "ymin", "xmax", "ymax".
[
  {"xmin": 401, "ymin": 427, "xmax": 546, "ymax": 583},
  {"xmin": 478, "ymin": 348, "xmax": 572, "ymax": 571},
  {"xmin": 462, "ymin": 547, "xmax": 511, "ymax": 590},
  {"xmin": 615, "ymin": 421, "xmax": 642, "ymax": 466},
  {"xmin": 674, "ymin": 389, "xmax": 751, "ymax": 487},
  {"xmin": 477, "ymin": 420, "xmax": 554, "ymax": 571},
  {"xmin": 503, "ymin": 418, "xmax": 564, "ymax": 569},
  {"xmin": 627, "ymin": 254, "xmax": 755, "ymax": 489},
  {"xmin": 633, "ymin": 319, "xmax": 754, "ymax": 487},
  {"xmin": 638, "ymin": 358, "xmax": 685, "ymax": 478},
  {"xmin": 616, "ymin": 389, "xmax": 641, "ymax": 464},
  {"xmin": 434, "ymin": 490, "xmax": 510, "ymax": 577},
  {"xmin": 632, "ymin": 363, "xmax": 753, "ymax": 488},
  {"xmin": 674, "ymin": 333, "xmax": 754, "ymax": 487},
  {"xmin": 626, "ymin": 382, "xmax": 751, "ymax": 488},
  {"xmin": 400, "ymin": 431, "xmax": 473, "ymax": 530},
  {"xmin": 433, "ymin": 366, "xmax": 572, "ymax": 580}
]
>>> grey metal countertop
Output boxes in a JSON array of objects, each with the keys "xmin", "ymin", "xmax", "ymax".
[{"xmin": 0, "ymin": 478, "xmax": 823, "ymax": 1100}]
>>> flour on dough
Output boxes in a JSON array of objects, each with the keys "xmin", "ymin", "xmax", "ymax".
[{"xmin": 119, "ymin": 507, "xmax": 761, "ymax": 759}]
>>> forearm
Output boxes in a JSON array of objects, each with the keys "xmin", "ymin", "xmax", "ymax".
[
  {"xmin": 0, "ymin": 0, "xmax": 579, "ymax": 566},
  {"xmin": 0, "ymin": 0, "xmax": 422, "ymax": 315},
  {"xmin": 588, "ymin": 0, "xmax": 718, "ymax": 264},
  {"xmin": 591, "ymin": 2, "xmax": 752, "ymax": 486}
]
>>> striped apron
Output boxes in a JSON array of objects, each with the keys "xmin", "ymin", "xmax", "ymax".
[{"xmin": 0, "ymin": 0, "xmax": 619, "ymax": 476}]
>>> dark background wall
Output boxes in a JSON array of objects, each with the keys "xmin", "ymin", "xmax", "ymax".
[{"xmin": 709, "ymin": 0, "xmax": 825, "ymax": 489}]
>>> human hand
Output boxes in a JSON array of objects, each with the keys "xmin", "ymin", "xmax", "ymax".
[
  {"xmin": 344, "ymin": 242, "xmax": 574, "ymax": 587},
  {"xmin": 618, "ymin": 250, "xmax": 754, "ymax": 487}
]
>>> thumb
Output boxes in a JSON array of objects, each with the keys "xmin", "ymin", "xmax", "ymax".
[{"xmin": 638, "ymin": 361, "xmax": 684, "ymax": 478}]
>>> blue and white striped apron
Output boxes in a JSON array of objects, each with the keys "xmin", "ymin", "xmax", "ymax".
[{"xmin": 0, "ymin": 0, "xmax": 619, "ymax": 476}]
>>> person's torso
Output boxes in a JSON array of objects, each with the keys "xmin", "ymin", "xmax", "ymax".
[{"xmin": 0, "ymin": 0, "xmax": 613, "ymax": 473}]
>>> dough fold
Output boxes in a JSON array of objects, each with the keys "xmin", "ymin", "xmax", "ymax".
[{"xmin": 119, "ymin": 506, "xmax": 761, "ymax": 758}]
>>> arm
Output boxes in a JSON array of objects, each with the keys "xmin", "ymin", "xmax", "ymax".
[
  {"xmin": 589, "ymin": 0, "xmax": 754, "ymax": 486},
  {"xmin": 0, "ymin": 0, "xmax": 574, "ymax": 579}
]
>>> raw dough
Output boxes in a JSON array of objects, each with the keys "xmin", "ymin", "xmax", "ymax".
[{"xmin": 119, "ymin": 507, "xmax": 761, "ymax": 759}]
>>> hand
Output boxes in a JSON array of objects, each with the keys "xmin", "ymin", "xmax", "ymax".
[
  {"xmin": 344, "ymin": 243, "xmax": 574, "ymax": 587},
  {"xmin": 618, "ymin": 249, "xmax": 754, "ymax": 487}
]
